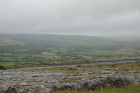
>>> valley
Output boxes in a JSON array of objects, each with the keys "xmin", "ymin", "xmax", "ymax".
[
  {"xmin": 0, "ymin": 34, "xmax": 140, "ymax": 93},
  {"xmin": 0, "ymin": 34, "xmax": 140, "ymax": 69}
]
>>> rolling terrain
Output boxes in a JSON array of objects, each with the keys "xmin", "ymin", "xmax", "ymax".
[
  {"xmin": 0, "ymin": 34, "xmax": 140, "ymax": 93},
  {"xmin": 0, "ymin": 34, "xmax": 140, "ymax": 68}
]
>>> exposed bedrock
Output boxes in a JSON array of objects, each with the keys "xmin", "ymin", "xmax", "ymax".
[
  {"xmin": 0, "ymin": 77, "xmax": 138, "ymax": 93},
  {"xmin": 51, "ymin": 77, "xmax": 135, "ymax": 92}
]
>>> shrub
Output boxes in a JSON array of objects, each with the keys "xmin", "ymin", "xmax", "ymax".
[
  {"xmin": 0, "ymin": 65, "xmax": 6, "ymax": 70},
  {"xmin": 77, "ymin": 65, "xmax": 82, "ymax": 67}
]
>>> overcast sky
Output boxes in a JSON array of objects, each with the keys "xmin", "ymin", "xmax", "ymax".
[{"xmin": 0, "ymin": 0, "xmax": 140, "ymax": 36}]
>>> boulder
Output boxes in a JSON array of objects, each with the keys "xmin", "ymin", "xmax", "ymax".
[{"xmin": 6, "ymin": 86, "xmax": 19, "ymax": 93}]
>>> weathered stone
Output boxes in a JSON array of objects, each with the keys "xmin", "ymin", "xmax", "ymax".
[
  {"xmin": 6, "ymin": 86, "xmax": 19, "ymax": 93},
  {"xmin": 19, "ymin": 89, "xmax": 29, "ymax": 93},
  {"xmin": 50, "ymin": 77, "xmax": 134, "ymax": 92},
  {"xmin": 33, "ymin": 87, "xmax": 41, "ymax": 93}
]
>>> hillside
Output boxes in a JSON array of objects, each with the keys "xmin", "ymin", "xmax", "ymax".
[
  {"xmin": 0, "ymin": 34, "xmax": 140, "ymax": 67},
  {"xmin": 0, "ymin": 34, "xmax": 117, "ymax": 45},
  {"xmin": 0, "ymin": 37, "xmax": 24, "ymax": 46}
]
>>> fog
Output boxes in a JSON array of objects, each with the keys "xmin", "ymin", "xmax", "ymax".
[{"xmin": 0, "ymin": 0, "xmax": 140, "ymax": 36}]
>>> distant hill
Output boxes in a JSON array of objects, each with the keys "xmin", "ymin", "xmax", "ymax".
[
  {"xmin": 107, "ymin": 36, "xmax": 140, "ymax": 42},
  {"xmin": 0, "ymin": 34, "xmax": 117, "ymax": 45},
  {"xmin": 0, "ymin": 37, "xmax": 24, "ymax": 46}
]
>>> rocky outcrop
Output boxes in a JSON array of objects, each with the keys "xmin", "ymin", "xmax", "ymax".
[
  {"xmin": 6, "ymin": 86, "xmax": 19, "ymax": 93},
  {"xmin": 51, "ymin": 77, "xmax": 134, "ymax": 92},
  {"xmin": 20, "ymin": 89, "xmax": 29, "ymax": 93},
  {"xmin": 0, "ymin": 77, "xmax": 136, "ymax": 93},
  {"xmin": 33, "ymin": 87, "xmax": 41, "ymax": 93},
  {"xmin": 51, "ymin": 83, "xmax": 78, "ymax": 92}
]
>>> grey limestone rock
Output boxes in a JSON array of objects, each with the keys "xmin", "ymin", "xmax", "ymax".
[
  {"xmin": 33, "ymin": 87, "xmax": 41, "ymax": 93},
  {"xmin": 50, "ymin": 77, "xmax": 134, "ymax": 92},
  {"xmin": 6, "ymin": 86, "xmax": 19, "ymax": 93}
]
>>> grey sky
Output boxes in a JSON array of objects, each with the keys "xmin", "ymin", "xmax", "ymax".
[{"xmin": 0, "ymin": 0, "xmax": 140, "ymax": 36}]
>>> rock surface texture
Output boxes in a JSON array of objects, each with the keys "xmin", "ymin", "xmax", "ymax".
[
  {"xmin": 0, "ymin": 77, "xmax": 136, "ymax": 93},
  {"xmin": 51, "ymin": 77, "xmax": 134, "ymax": 92}
]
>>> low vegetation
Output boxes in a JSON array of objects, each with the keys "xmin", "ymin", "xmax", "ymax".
[
  {"xmin": 21, "ymin": 62, "xmax": 140, "ymax": 72},
  {"xmin": 0, "ymin": 65, "xmax": 6, "ymax": 70}
]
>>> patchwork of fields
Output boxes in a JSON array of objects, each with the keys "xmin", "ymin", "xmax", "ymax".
[{"xmin": 0, "ymin": 34, "xmax": 140, "ymax": 68}]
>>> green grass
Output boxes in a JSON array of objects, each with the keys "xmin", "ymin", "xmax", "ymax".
[
  {"xmin": 65, "ymin": 56, "xmax": 75, "ymax": 59},
  {"xmin": 53, "ymin": 85, "xmax": 140, "ymax": 93},
  {"xmin": 0, "ymin": 62, "xmax": 15, "ymax": 66},
  {"xmin": 50, "ymin": 47, "xmax": 68, "ymax": 53},
  {"xmin": 41, "ymin": 52, "xmax": 57, "ymax": 55},
  {"xmin": 2, "ymin": 58, "xmax": 14, "ymax": 61},
  {"xmin": 0, "ymin": 53, "xmax": 12, "ymax": 55},
  {"xmin": 18, "ymin": 54, "xmax": 29, "ymax": 58}
]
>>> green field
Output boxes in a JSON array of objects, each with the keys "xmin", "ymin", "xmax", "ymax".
[
  {"xmin": 41, "ymin": 52, "xmax": 57, "ymax": 55},
  {"xmin": 0, "ymin": 42, "xmax": 140, "ymax": 67}
]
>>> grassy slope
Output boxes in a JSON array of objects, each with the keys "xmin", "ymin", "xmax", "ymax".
[{"xmin": 54, "ymin": 85, "xmax": 140, "ymax": 93}]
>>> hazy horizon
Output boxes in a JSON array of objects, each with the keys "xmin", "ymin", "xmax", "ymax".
[{"xmin": 0, "ymin": 0, "xmax": 140, "ymax": 36}]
